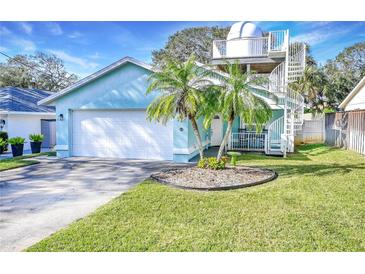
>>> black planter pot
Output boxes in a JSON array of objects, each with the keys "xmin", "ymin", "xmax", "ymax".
[
  {"xmin": 30, "ymin": 142, "xmax": 42, "ymax": 154},
  {"xmin": 11, "ymin": 144, "xmax": 24, "ymax": 157}
]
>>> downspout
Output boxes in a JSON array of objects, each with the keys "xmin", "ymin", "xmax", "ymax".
[{"xmin": 283, "ymin": 29, "xmax": 290, "ymax": 158}]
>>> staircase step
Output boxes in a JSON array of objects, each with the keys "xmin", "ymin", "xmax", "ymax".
[{"xmin": 266, "ymin": 150, "xmax": 283, "ymax": 156}]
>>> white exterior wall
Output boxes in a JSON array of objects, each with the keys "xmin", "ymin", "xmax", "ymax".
[
  {"xmin": 6, "ymin": 113, "xmax": 56, "ymax": 150},
  {"xmin": 0, "ymin": 114, "xmax": 8, "ymax": 132},
  {"xmin": 344, "ymin": 82, "xmax": 365, "ymax": 111}
]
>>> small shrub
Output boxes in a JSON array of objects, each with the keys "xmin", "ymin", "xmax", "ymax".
[
  {"xmin": 207, "ymin": 157, "xmax": 226, "ymax": 170},
  {"xmin": 0, "ymin": 138, "xmax": 6, "ymax": 153},
  {"xmin": 0, "ymin": 131, "xmax": 8, "ymax": 150},
  {"xmin": 197, "ymin": 157, "xmax": 226, "ymax": 170},
  {"xmin": 197, "ymin": 158, "xmax": 209, "ymax": 169},
  {"xmin": 29, "ymin": 133, "xmax": 44, "ymax": 142},
  {"xmin": 8, "ymin": 137, "xmax": 26, "ymax": 145}
]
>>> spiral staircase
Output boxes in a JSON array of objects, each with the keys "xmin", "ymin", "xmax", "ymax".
[
  {"xmin": 266, "ymin": 42, "xmax": 306, "ymax": 156},
  {"xmin": 212, "ymin": 23, "xmax": 306, "ymax": 156}
]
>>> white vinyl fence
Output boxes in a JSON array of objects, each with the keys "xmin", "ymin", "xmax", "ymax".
[{"xmin": 295, "ymin": 118, "xmax": 324, "ymax": 144}]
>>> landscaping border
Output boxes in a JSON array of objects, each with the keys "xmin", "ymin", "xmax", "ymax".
[{"xmin": 150, "ymin": 167, "xmax": 278, "ymax": 191}]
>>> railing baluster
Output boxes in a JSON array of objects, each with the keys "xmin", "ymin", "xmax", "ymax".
[{"xmin": 228, "ymin": 132, "xmax": 267, "ymax": 151}]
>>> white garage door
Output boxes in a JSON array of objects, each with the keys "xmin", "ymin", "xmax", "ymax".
[{"xmin": 72, "ymin": 110, "xmax": 173, "ymax": 160}]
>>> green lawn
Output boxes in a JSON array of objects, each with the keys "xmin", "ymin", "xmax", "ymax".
[
  {"xmin": 27, "ymin": 144, "xmax": 365, "ymax": 251},
  {"xmin": 0, "ymin": 151, "xmax": 56, "ymax": 171}
]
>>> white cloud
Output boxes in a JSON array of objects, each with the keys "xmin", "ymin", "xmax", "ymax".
[
  {"xmin": 88, "ymin": 52, "xmax": 101, "ymax": 59},
  {"xmin": 11, "ymin": 38, "xmax": 36, "ymax": 52},
  {"xmin": 292, "ymin": 28, "xmax": 349, "ymax": 46},
  {"xmin": 47, "ymin": 49, "xmax": 99, "ymax": 69},
  {"xmin": 68, "ymin": 31, "xmax": 83, "ymax": 39},
  {"xmin": 47, "ymin": 22, "xmax": 63, "ymax": 35},
  {"xmin": 292, "ymin": 31, "xmax": 331, "ymax": 46},
  {"xmin": 0, "ymin": 25, "xmax": 35, "ymax": 53},
  {"xmin": 19, "ymin": 22, "xmax": 32, "ymax": 35}
]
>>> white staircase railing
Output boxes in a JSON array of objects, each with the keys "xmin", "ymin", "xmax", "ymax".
[
  {"xmin": 288, "ymin": 43, "xmax": 306, "ymax": 83},
  {"xmin": 286, "ymin": 87, "xmax": 305, "ymax": 130},
  {"xmin": 267, "ymin": 116, "xmax": 284, "ymax": 153},
  {"xmin": 269, "ymin": 62, "xmax": 286, "ymax": 94},
  {"xmin": 266, "ymin": 42, "xmax": 306, "ymax": 154}
]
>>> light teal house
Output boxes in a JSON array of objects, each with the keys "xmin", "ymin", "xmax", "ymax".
[
  {"xmin": 39, "ymin": 57, "xmax": 211, "ymax": 162},
  {"xmin": 39, "ymin": 22, "xmax": 306, "ymax": 162}
]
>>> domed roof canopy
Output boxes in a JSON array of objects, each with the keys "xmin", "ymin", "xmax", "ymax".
[{"xmin": 227, "ymin": 21, "xmax": 263, "ymax": 40}]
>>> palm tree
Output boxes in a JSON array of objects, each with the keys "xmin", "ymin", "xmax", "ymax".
[
  {"xmin": 206, "ymin": 62, "xmax": 272, "ymax": 160},
  {"xmin": 146, "ymin": 55, "xmax": 214, "ymax": 159},
  {"xmin": 290, "ymin": 65, "xmax": 328, "ymax": 114}
]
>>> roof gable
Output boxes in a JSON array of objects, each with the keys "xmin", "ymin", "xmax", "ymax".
[
  {"xmin": 339, "ymin": 77, "xmax": 365, "ymax": 109},
  {"xmin": 0, "ymin": 87, "xmax": 55, "ymax": 113},
  {"xmin": 39, "ymin": 57, "xmax": 154, "ymax": 105}
]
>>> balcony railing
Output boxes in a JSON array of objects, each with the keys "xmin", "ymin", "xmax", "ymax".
[
  {"xmin": 228, "ymin": 132, "xmax": 267, "ymax": 152},
  {"xmin": 212, "ymin": 30, "xmax": 288, "ymax": 59}
]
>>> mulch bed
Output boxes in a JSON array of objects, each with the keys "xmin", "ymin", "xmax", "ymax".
[{"xmin": 151, "ymin": 166, "xmax": 277, "ymax": 191}]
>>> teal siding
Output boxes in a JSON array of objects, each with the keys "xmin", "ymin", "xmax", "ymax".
[
  {"xmin": 269, "ymin": 109, "xmax": 284, "ymax": 124},
  {"xmin": 223, "ymin": 116, "xmax": 240, "ymax": 134},
  {"xmin": 188, "ymin": 117, "xmax": 210, "ymax": 148},
  {"xmin": 173, "ymin": 117, "xmax": 211, "ymax": 163}
]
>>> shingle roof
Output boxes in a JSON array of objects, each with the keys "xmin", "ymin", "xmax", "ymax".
[{"xmin": 0, "ymin": 87, "xmax": 55, "ymax": 113}]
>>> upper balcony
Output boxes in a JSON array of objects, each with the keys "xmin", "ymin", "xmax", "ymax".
[{"xmin": 212, "ymin": 30, "xmax": 289, "ymax": 62}]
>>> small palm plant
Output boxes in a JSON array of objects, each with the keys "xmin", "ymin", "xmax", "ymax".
[
  {"xmin": 29, "ymin": 134, "xmax": 44, "ymax": 142},
  {"xmin": 8, "ymin": 137, "xmax": 26, "ymax": 157},
  {"xmin": 146, "ymin": 55, "xmax": 215, "ymax": 159},
  {"xmin": 29, "ymin": 134, "xmax": 44, "ymax": 154},
  {"xmin": 206, "ymin": 62, "xmax": 272, "ymax": 160},
  {"xmin": 290, "ymin": 65, "xmax": 327, "ymax": 114}
]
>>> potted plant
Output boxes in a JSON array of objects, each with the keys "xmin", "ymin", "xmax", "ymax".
[
  {"xmin": 29, "ymin": 134, "xmax": 44, "ymax": 154},
  {"xmin": 8, "ymin": 137, "xmax": 26, "ymax": 157},
  {"xmin": 0, "ymin": 138, "xmax": 6, "ymax": 154}
]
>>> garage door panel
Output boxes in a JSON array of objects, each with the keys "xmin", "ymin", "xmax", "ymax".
[{"xmin": 72, "ymin": 110, "xmax": 173, "ymax": 160}]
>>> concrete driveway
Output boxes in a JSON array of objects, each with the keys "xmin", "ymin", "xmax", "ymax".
[{"xmin": 0, "ymin": 156, "xmax": 185, "ymax": 251}]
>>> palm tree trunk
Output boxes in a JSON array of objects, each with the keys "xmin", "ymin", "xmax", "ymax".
[
  {"xmin": 217, "ymin": 114, "xmax": 234, "ymax": 160},
  {"xmin": 189, "ymin": 116, "xmax": 204, "ymax": 160}
]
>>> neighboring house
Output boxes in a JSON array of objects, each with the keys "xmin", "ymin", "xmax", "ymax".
[
  {"xmin": 0, "ymin": 87, "xmax": 56, "ymax": 150},
  {"xmin": 339, "ymin": 76, "xmax": 365, "ymax": 111},
  {"xmin": 39, "ymin": 22, "xmax": 306, "ymax": 162}
]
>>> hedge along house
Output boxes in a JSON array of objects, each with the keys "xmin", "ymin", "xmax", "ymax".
[{"xmin": 39, "ymin": 57, "xmax": 210, "ymax": 162}]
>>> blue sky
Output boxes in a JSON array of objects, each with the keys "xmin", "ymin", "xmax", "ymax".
[{"xmin": 0, "ymin": 21, "xmax": 364, "ymax": 78}]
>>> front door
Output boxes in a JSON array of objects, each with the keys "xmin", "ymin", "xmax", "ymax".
[{"xmin": 211, "ymin": 115, "xmax": 223, "ymax": 146}]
